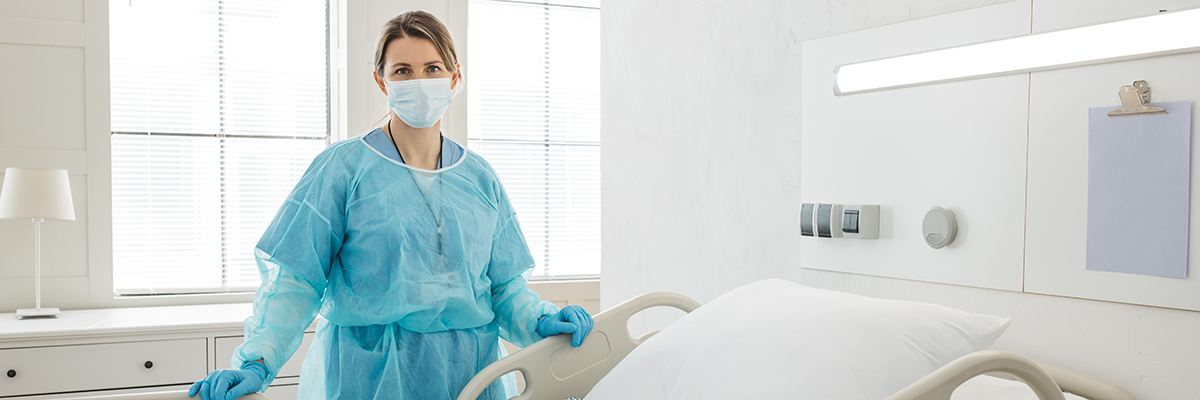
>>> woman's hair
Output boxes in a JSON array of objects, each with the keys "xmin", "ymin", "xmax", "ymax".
[{"xmin": 374, "ymin": 11, "xmax": 459, "ymax": 77}]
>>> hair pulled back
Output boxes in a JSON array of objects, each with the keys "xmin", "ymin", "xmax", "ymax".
[{"xmin": 374, "ymin": 11, "xmax": 459, "ymax": 76}]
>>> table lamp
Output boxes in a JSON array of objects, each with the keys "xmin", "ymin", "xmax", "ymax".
[{"xmin": 0, "ymin": 167, "xmax": 75, "ymax": 319}]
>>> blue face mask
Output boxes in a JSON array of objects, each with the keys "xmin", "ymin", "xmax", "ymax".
[{"xmin": 386, "ymin": 78, "xmax": 453, "ymax": 129}]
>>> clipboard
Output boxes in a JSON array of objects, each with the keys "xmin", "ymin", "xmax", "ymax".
[{"xmin": 1087, "ymin": 81, "xmax": 1192, "ymax": 278}]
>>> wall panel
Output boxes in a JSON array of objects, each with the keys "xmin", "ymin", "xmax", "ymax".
[
  {"xmin": 0, "ymin": 0, "xmax": 84, "ymax": 22},
  {"xmin": 1024, "ymin": 0, "xmax": 1200, "ymax": 310},
  {"xmin": 1031, "ymin": 0, "xmax": 1200, "ymax": 33},
  {"xmin": 0, "ymin": 0, "xmax": 95, "ymax": 312},
  {"xmin": 0, "ymin": 43, "xmax": 86, "ymax": 150},
  {"xmin": 799, "ymin": 1, "xmax": 1031, "ymax": 291}
]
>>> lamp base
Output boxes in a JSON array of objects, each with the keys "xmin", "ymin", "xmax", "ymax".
[{"xmin": 16, "ymin": 307, "xmax": 60, "ymax": 320}]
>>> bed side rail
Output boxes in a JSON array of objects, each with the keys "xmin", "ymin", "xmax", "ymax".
[
  {"xmin": 1033, "ymin": 359, "xmax": 1137, "ymax": 400},
  {"xmin": 886, "ymin": 350, "xmax": 1136, "ymax": 400},
  {"xmin": 456, "ymin": 292, "xmax": 701, "ymax": 400}
]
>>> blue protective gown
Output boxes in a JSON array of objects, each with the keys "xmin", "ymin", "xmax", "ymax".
[{"xmin": 231, "ymin": 129, "xmax": 558, "ymax": 400}]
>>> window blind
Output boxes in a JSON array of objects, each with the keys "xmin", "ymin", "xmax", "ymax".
[
  {"xmin": 467, "ymin": 0, "xmax": 601, "ymax": 279},
  {"xmin": 109, "ymin": 0, "xmax": 328, "ymax": 295}
]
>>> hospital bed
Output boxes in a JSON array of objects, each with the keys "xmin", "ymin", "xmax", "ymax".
[
  {"xmin": 456, "ymin": 292, "xmax": 1139, "ymax": 400},
  {"xmin": 47, "ymin": 292, "xmax": 1135, "ymax": 400}
]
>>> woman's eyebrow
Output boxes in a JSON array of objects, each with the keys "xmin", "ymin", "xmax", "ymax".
[{"xmin": 390, "ymin": 61, "xmax": 444, "ymax": 68}]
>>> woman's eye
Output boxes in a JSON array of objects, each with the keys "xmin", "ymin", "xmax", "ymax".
[
  {"xmin": 427, "ymin": 66, "xmax": 441, "ymax": 73},
  {"xmin": 396, "ymin": 68, "xmax": 410, "ymax": 75}
]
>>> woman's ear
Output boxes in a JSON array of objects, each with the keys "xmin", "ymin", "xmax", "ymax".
[
  {"xmin": 451, "ymin": 64, "xmax": 462, "ymax": 90},
  {"xmin": 374, "ymin": 70, "xmax": 388, "ymax": 95}
]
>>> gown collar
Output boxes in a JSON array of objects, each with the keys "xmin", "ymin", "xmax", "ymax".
[{"xmin": 361, "ymin": 128, "xmax": 465, "ymax": 172}]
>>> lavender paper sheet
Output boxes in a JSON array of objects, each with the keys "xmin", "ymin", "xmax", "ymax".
[{"xmin": 1087, "ymin": 101, "xmax": 1192, "ymax": 278}]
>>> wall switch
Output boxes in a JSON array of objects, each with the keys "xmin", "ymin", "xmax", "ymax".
[
  {"xmin": 842, "ymin": 205, "xmax": 879, "ymax": 239},
  {"xmin": 800, "ymin": 203, "xmax": 816, "ymax": 237},
  {"xmin": 817, "ymin": 203, "xmax": 843, "ymax": 238}
]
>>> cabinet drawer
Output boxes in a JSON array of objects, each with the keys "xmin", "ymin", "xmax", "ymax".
[
  {"xmin": 215, "ymin": 333, "xmax": 314, "ymax": 378},
  {"xmin": 264, "ymin": 383, "xmax": 299, "ymax": 400},
  {"xmin": 0, "ymin": 339, "xmax": 206, "ymax": 397}
]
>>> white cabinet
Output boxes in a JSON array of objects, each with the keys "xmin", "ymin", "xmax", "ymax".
[
  {"xmin": 0, "ymin": 282, "xmax": 596, "ymax": 399},
  {"xmin": 264, "ymin": 384, "xmax": 299, "ymax": 399},
  {"xmin": 214, "ymin": 333, "xmax": 315, "ymax": 378},
  {"xmin": 0, "ymin": 304, "xmax": 310, "ymax": 400},
  {"xmin": 1, "ymin": 339, "xmax": 206, "ymax": 397}
]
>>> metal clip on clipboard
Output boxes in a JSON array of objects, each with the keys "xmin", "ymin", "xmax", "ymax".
[{"xmin": 1107, "ymin": 80, "xmax": 1167, "ymax": 117}]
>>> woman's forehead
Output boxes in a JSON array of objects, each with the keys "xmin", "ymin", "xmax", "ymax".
[{"xmin": 386, "ymin": 36, "xmax": 442, "ymax": 64}]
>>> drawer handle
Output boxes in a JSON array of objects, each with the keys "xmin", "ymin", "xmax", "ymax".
[
  {"xmin": 6, "ymin": 369, "xmax": 14, "ymax": 378},
  {"xmin": 144, "ymin": 361, "xmax": 154, "ymax": 369}
]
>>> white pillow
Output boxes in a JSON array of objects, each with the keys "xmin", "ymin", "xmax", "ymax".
[{"xmin": 584, "ymin": 279, "xmax": 1010, "ymax": 400}]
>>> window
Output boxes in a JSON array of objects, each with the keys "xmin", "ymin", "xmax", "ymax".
[
  {"xmin": 467, "ymin": 0, "xmax": 601, "ymax": 280},
  {"xmin": 109, "ymin": 0, "xmax": 329, "ymax": 295}
]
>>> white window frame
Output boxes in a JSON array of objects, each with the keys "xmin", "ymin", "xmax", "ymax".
[
  {"xmin": 466, "ymin": 0, "xmax": 602, "ymax": 282},
  {"xmin": 106, "ymin": 0, "xmax": 332, "ymax": 297}
]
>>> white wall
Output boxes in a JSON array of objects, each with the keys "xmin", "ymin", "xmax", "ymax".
[
  {"xmin": 602, "ymin": 1, "xmax": 1200, "ymax": 399},
  {"xmin": 600, "ymin": 0, "xmax": 1009, "ymax": 335},
  {"xmin": 601, "ymin": 0, "xmax": 806, "ymax": 333}
]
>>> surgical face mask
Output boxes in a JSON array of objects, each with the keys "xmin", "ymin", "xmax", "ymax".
[{"xmin": 386, "ymin": 78, "xmax": 453, "ymax": 129}]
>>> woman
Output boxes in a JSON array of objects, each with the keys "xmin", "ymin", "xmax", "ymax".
[{"xmin": 189, "ymin": 11, "xmax": 593, "ymax": 400}]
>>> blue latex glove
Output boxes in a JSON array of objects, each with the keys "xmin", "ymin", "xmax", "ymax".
[
  {"xmin": 536, "ymin": 305, "xmax": 594, "ymax": 347},
  {"xmin": 188, "ymin": 362, "xmax": 267, "ymax": 400}
]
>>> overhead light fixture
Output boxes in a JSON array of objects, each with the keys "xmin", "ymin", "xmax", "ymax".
[{"xmin": 834, "ymin": 7, "xmax": 1200, "ymax": 96}]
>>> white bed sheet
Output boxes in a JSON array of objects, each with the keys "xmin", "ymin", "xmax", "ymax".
[{"xmin": 953, "ymin": 375, "xmax": 1086, "ymax": 400}]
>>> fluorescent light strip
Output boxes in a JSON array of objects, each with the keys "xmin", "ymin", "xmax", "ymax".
[{"xmin": 834, "ymin": 8, "xmax": 1200, "ymax": 96}]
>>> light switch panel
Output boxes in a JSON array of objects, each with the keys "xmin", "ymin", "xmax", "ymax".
[{"xmin": 842, "ymin": 205, "xmax": 879, "ymax": 239}]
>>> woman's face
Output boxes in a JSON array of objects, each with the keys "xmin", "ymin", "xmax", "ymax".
[{"xmin": 375, "ymin": 36, "xmax": 459, "ymax": 89}]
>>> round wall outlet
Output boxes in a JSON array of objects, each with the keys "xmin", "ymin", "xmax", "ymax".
[{"xmin": 922, "ymin": 206, "xmax": 957, "ymax": 249}]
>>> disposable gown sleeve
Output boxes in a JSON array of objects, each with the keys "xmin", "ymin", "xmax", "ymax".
[
  {"xmin": 231, "ymin": 151, "xmax": 345, "ymax": 392},
  {"xmin": 488, "ymin": 184, "xmax": 559, "ymax": 348}
]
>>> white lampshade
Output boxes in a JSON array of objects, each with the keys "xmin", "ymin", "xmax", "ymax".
[{"xmin": 0, "ymin": 167, "xmax": 76, "ymax": 221}]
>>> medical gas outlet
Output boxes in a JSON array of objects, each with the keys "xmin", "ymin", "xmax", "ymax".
[{"xmin": 800, "ymin": 203, "xmax": 879, "ymax": 239}]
